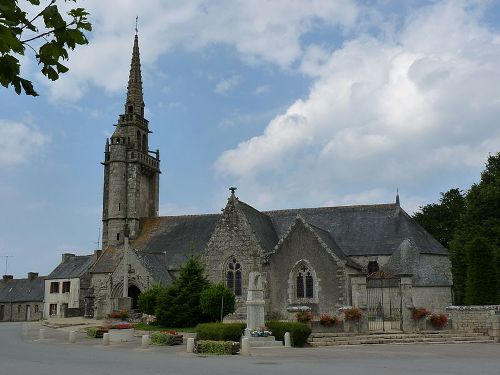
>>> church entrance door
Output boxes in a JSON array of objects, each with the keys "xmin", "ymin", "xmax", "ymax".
[
  {"xmin": 128, "ymin": 285, "xmax": 141, "ymax": 310},
  {"xmin": 366, "ymin": 276, "xmax": 402, "ymax": 332}
]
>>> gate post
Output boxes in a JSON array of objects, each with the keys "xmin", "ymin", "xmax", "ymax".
[
  {"xmin": 400, "ymin": 276, "xmax": 414, "ymax": 332},
  {"xmin": 351, "ymin": 276, "xmax": 367, "ymax": 309}
]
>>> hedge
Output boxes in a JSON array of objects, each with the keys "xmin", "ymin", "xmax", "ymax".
[
  {"xmin": 195, "ymin": 323, "xmax": 246, "ymax": 342},
  {"xmin": 150, "ymin": 332, "xmax": 175, "ymax": 346},
  {"xmin": 196, "ymin": 340, "xmax": 239, "ymax": 355},
  {"xmin": 265, "ymin": 321, "xmax": 311, "ymax": 347},
  {"xmin": 86, "ymin": 327, "xmax": 108, "ymax": 338}
]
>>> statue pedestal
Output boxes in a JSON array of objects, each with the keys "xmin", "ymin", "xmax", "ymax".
[{"xmin": 246, "ymin": 300, "xmax": 266, "ymax": 334}]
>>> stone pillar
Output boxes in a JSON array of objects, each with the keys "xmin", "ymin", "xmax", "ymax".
[
  {"xmin": 350, "ymin": 276, "xmax": 367, "ymax": 309},
  {"xmin": 245, "ymin": 272, "xmax": 265, "ymax": 336},
  {"xmin": 241, "ymin": 337, "xmax": 250, "ymax": 356},
  {"xmin": 141, "ymin": 335, "xmax": 149, "ymax": 349},
  {"xmin": 69, "ymin": 331, "xmax": 76, "ymax": 343},
  {"xmin": 103, "ymin": 333, "xmax": 110, "ymax": 346},
  {"xmin": 186, "ymin": 338, "xmax": 195, "ymax": 353},
  {"xmin": 284, "ymin": 332, "xmax": 291, "ymax": 348},
  {"xmin": 490, "ymin": 310, "xmax": 500, "ymax": 343},
  {"xmin": 400, "ymin": 276, "xmax": 414, "ymax": 332}
]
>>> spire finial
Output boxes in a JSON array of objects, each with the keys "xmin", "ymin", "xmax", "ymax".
[
  {"xmin": 229, "ymin": 187, "xmax": 237, "ymax": 196},
  {"xmin": 135, "ymin": 16, "xmax": 138, "ymax": 35},
  {"xmin": 396, "ymin": 187, "xmax": 400, "ymax": 206}
]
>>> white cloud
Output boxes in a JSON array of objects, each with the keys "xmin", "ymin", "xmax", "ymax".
[
  {"xmin": 253, "ymin": 85, "xmax": 271, "ymax": 95},
  {"xmin": 215, "ymin": 1, "xmax": 500, "ymax": 208},
  {"xmin": 215, "ymin": 75, "xmax": 242, "ymax": 95},
  {"xmin": 0, "ymin": 120, "xmax": 49, "ymax": 166},
  {"xmin": 40, "ymin": 0, "xmax": 359, "ymax": 100}
]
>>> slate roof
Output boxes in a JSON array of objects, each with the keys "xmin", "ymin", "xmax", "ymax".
[
  {"xmin": 0, "ymin": 277, "xmax": 46, "ymax": 303},
  {"xmin": 92, "ymin": 246, "xmax": 121, "ymax": 273},
  {"xmin": 134, "ymin": 251, "xmax": 173, "ymax": 285},
  {"xmin": 48, "ymin": 255, "xmax": 95, "ymax": 279},
  {"xmin": 132, "ymin": 214, "xmax": 220, "ymax": 269},
  {"xmin": 238, "ymin": 201, "xmax": 279, "ymax": 253},
  {"xmin": 264, "ymin": 204, "xmax": 447, "ymax": 256}
]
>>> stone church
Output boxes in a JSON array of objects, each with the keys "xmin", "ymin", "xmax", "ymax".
[{"xmin": 90, "ymin": 35, "xmax": 453, "ymax": 323}]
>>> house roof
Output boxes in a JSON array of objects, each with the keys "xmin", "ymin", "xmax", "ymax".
[
  {"xmin": 132, "ymin": 214, "xmax": 220, "ymax": 269},
  {"xmin": 134, "ymin": 251, "xmax": 173, "ymax": 285},
  {"xmin": 265, "ymin": 204, "xmax": 447, "ymax": 256},
  {"xmin": 48, "ymin": 255, "xmax": 95, "ymax": 279},
  {"xmin": 0, "ymin": 277, "xmax": 46, "ymax": 303},
  {"xmin": 91, "ymin": 246, "xmax": 121, "ymax": 273}
]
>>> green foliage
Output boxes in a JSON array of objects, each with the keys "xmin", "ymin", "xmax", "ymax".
[
  {"xmin": 265, "ymin": 321, "xmax": 311, "ymax": 347},
  {"xmin": 413, "ymin": 188, "xmax": 465, "ymax": 248},
  {"xmin": 86, "ymin": 326, "xmax": 107, "ymax": 338},
  {"xmin": 464, "ymin": 237, "xmax": 497, "ymax": 305},
  {"xmin": 200, "ymin": 283, "xmax": 236, "ymax": 322},
  {"xmin": 133, "ymin": 323, "xmax": 196, "ymax": 332},
  {"xmin": 195, "ymin": 323, "xmax": 246, "ymax": 342},
  {"xmin": 155, "ymin": 256, "xmax": 210, "ymax": 327},
  {"xmin": 196, "ymin": 340, "xmax": 239, "ymax": 355},
  {"xmin": 0, "ymin": 0, "xmax": 91, "ymax": 96},
  {"xmin": 138, "ymin": 285, "xmax": 163, "ymax": 315},
  {"xmin": 150, "ymin": 332, "xmax": 175, "ymax": 346}
]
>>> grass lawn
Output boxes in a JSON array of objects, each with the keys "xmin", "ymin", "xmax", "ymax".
[{"xmin": 134, "ymin": 323, "xmax": 196, "ymax": 332}]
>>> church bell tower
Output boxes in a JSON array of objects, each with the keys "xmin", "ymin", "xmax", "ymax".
[{"xmin": 101, "ymin": 34, "xmax": 161, "ymax": 248}]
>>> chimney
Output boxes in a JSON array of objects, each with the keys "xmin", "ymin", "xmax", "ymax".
[
  {"xmin": 62, "ymin": 253, "xmax": 76, "ymax": 263},
  {"xmin": 94, "ymin": 249, "xmax": 102, "ymax": 259},
  {"xmin": 2, "ymin": 275, "xmax": 13, "ymax": 282},
  {"xmin": 28, "ymin": 272, "xmax": 38, "ymax": 281}
]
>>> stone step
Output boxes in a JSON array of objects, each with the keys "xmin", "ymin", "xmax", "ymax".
[
  {"xmin": 308, "ymin": 335, "xmax": 493, "ymax": 347},
  {"xmin": 248, "ymin": 340, "xmax": 284, "ymax": 348}
]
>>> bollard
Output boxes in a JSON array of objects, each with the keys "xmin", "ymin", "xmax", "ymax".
[
  {"xmin": 186, "ymin": 337, "xmax": 195, "ymax": 353},
  {"xmin": 284, "ymin": 332, "xmax": 291, "ymax": 348},
  {"xmin": 240, "ymin": 337, "xmax": 250, "ymax": 356},
  {"xmin": 102, "ymin": 333, "xmax": 110, "ymax": 346},
  {"xmin": 69, "ymin": 331, "xmax": 76, "ymax": 343},
  {"xmin": 39, "ymin": 329, "xmax": 45, "ymax": 340},
  {"xmin": 141, "ymin": 335, "xmax": 149, "ymax": 349}
]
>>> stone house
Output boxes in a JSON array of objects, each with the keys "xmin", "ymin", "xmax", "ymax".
[
  {"xmin": 43, "ymin": 253, "xmax": 97, "ymax": 318},
  {"xmin": 0, "ymin": 273, "xmax": 45, "ymax": 322},
  {"xmin": 89, "ymin": 34, "xmax": 453, "ymax": 326}
]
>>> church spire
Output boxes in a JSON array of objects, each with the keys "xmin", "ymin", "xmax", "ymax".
[{"xmin": 125, "ymin": 33, "xmax": 144, "ymax": 117}]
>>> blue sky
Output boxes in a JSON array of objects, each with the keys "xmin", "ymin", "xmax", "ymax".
[{"xmin": 1, "ymin": 0, "xmax": 499, "ymax": 278}]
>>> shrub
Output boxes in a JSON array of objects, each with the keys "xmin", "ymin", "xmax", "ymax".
[
  {"xmin": 200, "ymin": 283, "xmax": 236, "ymax": 321},
  {"xmin": 429, "ymin": 313, "xmax": 448, "ymax": 329},
  {"xmin": 344, "ymin": 308, "xmax": 362, "ymax": 321},
  {"xmin": 155, "ymin": 256, "xmax": 210, "ymax": 327},
  {"xmin": 265, "ymin": 321, "xmax": 311, "ymax": 347},
  {"xmin": 138, "ymin": 285, "xmax": 163, "ymax": 315},
  {"xmin": 319, "ymin": 314, "xmax": 340, "ymax": 326},
  {"xmin": 195, "ymin": 322, "xmax": 246, "ymax": 342},
  {"xmin": 196, "ymin": 340, "xmax": 239, "ymax": 355},
  {"xmin": 150, "ymin": 332, "xmax": 175, "ymax": 346},
  {"xmin": 296, "ymin": 311, "xmax": 313, "ymax": 323},
  {"xmin": 86, "ymin": 326, "xmax": 108, "ymax": 338},
  {"xmin": 109, "ymin": 310, "xmax": 128, "ymax": 320},
  {"xmin": 411, "ymin": 307, "xmax": 429, "ymax": 321}
]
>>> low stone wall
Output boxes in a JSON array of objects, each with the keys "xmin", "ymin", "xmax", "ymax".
[{"xmin": 446, "ymin": 305, "xmax": 500, "ymax": 334}]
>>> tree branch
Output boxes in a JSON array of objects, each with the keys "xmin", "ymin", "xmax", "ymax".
[
  {"xmin": 20, "ymin": 20, "xmax": 77, "ymax": 44},
  {"xmin": 20, "ymin": 0, "xmax": 57, "ymax": 31}
]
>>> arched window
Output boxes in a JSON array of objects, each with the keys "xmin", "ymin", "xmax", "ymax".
[
  {"xmin": 142, "ymin": 134, "xmax": 147, "ymax": 152},
  {"xmin": 296, "ymin": 265, "xmax": 314, "ymax": 299},
  {"xmin": 226, "ymin": 258, "xmax": 242, "ymax": 297},
  {"xmin": 367, "ymin": 261, "xmax": 379, "ymax": 275}
]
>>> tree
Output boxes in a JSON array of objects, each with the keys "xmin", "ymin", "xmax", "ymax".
[
  {"xmin": 0, "ymin": 0, "xmax": 91, "ymax": 96},
  {"xmin": 464, "ymin": 237, "xmax": 497, "ymax": 305},
  {"xmin": 155, "ymin": 256, "xmax": 210, "ymax": 327},
  {"xmin": 137, "ymin": 284, "xmax": 163, "ymax": 315},
  {"xmin": 200, "ymin": 283, "xmax": 236, "ymax": 322},
  {"xmin": 413, "ymin": 188, "xmax": 465, "ymax": 248}
]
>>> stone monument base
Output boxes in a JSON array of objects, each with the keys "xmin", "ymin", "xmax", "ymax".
[{"xmin": 246, "ymin": 336, "xmax": 283, "ymax": 348}]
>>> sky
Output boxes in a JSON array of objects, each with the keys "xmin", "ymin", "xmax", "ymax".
[{"xmin": 1, "ymin": 0, "xmax": 500, "ymax": 278}]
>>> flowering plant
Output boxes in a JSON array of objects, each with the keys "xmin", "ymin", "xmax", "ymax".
[
  {"xmin": 319, "ymin": 314, "xmax": 341, "ymax": 326},
  {"xmin": 429, "ymin": 313, "xmax": 448, "ymax": 329},
  {"xmin": 344, "ymin": 308, "xmax": 362, "ymax": 322},
  {"xmin": 110, "ymin": 322, "xmax": 135, "ymax": 330},
  {"xmin": 411, "ymin": 307, "xmax": 430, "ymax": 321},
  {"xmin": 109, "ymin": 310, "xmax": 128, "ymax": 320},
  {"xmin": 250, "ymin": 326, "xmax": 273, "ymax": 337},
  {"xmin": 296, "ymin": 311, "xmax": 313, "ymax": 323}
]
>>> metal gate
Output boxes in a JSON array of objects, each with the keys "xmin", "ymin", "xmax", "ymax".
[{"xmin": 366, "ymin": 276, "xmax": 402, "ymax": 331}]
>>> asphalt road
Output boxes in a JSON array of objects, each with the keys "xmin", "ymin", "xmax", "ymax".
[{"xmin": 1, "ymin": 322, "xmax": 499, "ymax": 375}]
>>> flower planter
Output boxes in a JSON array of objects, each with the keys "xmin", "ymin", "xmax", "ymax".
[
  {"xmin": 311, "ymin": 321, "xmax": 345, "ymax": 333},
  {"xmin": 109, "ymin": 328, "xmax": 134, "ymax": 343}
]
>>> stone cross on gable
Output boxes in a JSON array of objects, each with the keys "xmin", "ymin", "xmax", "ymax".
[{"xmin": 229, "ymin": 187, "xmax": 237, "ymax": 195}]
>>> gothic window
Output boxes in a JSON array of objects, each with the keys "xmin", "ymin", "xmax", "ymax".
[
  {"xmin": 290, "ymin": 261, "xmax": 317, "ymax": 302},
  {"xmin": 226, "ymin": 258, "xmax": 242, "ymax": 297},
  {"xmin": 367, "ymin": 261, "xmax": 379, "ymax": 275}
]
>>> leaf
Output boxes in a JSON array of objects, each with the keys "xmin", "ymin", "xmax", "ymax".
[{"xmin": 20, "ymin": 78, "xmax": 39, "ymax": 96}]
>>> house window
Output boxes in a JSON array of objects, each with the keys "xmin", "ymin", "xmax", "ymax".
[
  {"xmin": 226, "ymin": 258, "xmax": 242, "ymax": 297},
  {"xmin": 367, "ymin": 261, "xmax": 380, "ymax": 275},
  {"xmin": 49, "ymin": 304, "xmax": 57, "ymax": 316},
  {"xmin": 34, "ymin": 305, "xmax": 39, "ymax": 313},
  {"xmin": 18, "ymin": 305, "xmax": 22, "ymax": 313},
  {"xmin": 62, "ymin": 281, "xmax": 70, "ymax": 293},
  {"xmin": 50, "ymin": 282, "xmax": 59, "ymax": 294}
]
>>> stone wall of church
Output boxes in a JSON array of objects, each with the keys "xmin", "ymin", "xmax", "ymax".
[
  {"xmin": 266, "ymin": 220, "xmax": 347, "ymax": 317},
  {"xmin": 201, "ymin": 200, "xmax": 265, "ymax": 317}
]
